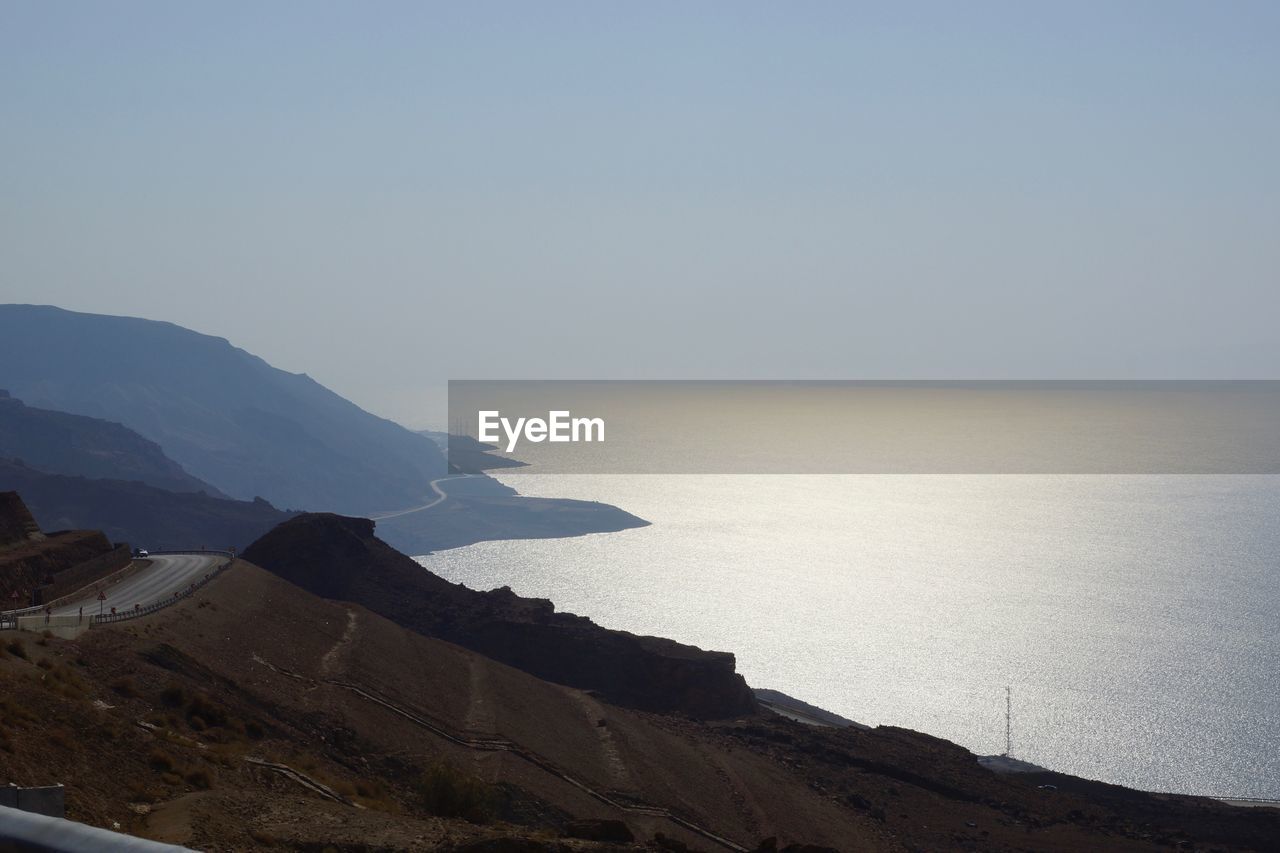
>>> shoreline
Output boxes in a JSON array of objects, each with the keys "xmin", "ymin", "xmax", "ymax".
[
  {"xmin": 413, "ymin": 473, "xmax": 1280, "ymax": 805},
  {"xmin": 372, "ymin": 469, "xmax": 649, "ymax": 555}
]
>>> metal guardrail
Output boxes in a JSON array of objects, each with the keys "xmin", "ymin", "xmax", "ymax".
[
  {"xmin": 1, "ymin": 552, "xmax": 233, "ymax": 631},
  {"xmin": 0, "ymin": 804, "xmax": 194, "ymax": 852},
  {"xmin": 2, "ymin": 602, "xmax": 48, "ymax": 619},
  {"xmin": 0, "ymin": 552, "xmax": 230, "ymax": 851},
  {"xmin": 90, "ymin": 554, "xmax": 232, "ymax": 626},
  {"xmin": 34, "ymin": 547, "xmax": 139, "ymax": 612},
  {"xmin": 3, "ymin": 546, "xmax": 138, "ymax": 618}
]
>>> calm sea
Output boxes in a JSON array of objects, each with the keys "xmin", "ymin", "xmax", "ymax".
[{"xmin": 415, "ymin": 474, "xmax": 1280, "ymax": 799}]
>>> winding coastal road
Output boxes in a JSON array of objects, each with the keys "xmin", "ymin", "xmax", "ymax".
[
  {"xmin": 49, "ymin": 553, "xmax": 225, "ymax": 618},
  {"xmin": 369, "ymin": 474, "xmax": 474, "ymax": 521}
]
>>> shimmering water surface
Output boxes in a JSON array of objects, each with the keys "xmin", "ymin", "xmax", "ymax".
[{"xmin": 416, "ymin": 474, "xmax": 1280, "ymax": 799}]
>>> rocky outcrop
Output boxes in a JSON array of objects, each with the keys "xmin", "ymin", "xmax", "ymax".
[
  {"xmin": 243, "ymin": 513, "xmax": 758, "ymax": 719},
  {"xmin": 37, "ymin": 543, "xmax": 133, "ymax": 603},
  {"xmin": 0, "ymin": 491, "xmax": 126, "ymax": 605},
  {"xmin": 0, "ymin": 529, "xmax": 118, "ymax": 604},
  {"xmin": 0, "ymin": 489, "xmax": 43, "ymax": 546}
]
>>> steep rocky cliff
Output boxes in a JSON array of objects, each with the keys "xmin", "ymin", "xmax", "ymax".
[
  {"xmin": 0, "ymin": 491, "xmax": 125, "ymax": 605},
  {"xmin": 243, "ymin": 513, "xmax": 758, "ymax": 719},
  {"xmin": 0, "ymin": 489, "xmax": 43, "ymax": 546}
]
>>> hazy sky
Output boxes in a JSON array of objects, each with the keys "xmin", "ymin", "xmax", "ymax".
[{"xmin": 3, "ymin": 1, "xmax": 1278, "ymax": 426}]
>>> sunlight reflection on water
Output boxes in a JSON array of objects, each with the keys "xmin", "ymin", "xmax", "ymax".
[{"xmin": 416, "ymin": 474, "xmax": 1280, "ymax": 799}]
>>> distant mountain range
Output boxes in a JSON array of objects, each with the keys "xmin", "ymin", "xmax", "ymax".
[
  {"xmin": 0, "ymin": 304, "xmax": 645, "ymax": 554},
  {"xmin": 0, "ymin": 304, "xmax": 445, "ymax": 515},
  {"xmin": 0, "ymin": 458, "xmax": 292, "ymax": 551},
  {"xmin": 0, "ymin": 390, "xmax": 222, "ymax": 496},
  {"xmin": 0, "ymin": 385, "xmax": 289, "ymax": 549}
]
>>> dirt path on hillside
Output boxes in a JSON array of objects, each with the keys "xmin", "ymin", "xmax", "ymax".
[
  {"xmin": 320, "ymin": 608, "xmax": 358, "ymax": 677},
  {"xmin": 690, "ymin": 742, "xmax": 764, "ymax": 840},
  {"xmin": 573, "ymin": 691, "xmax": 636, "ymax": 794},
  {"xmin": 464, "ymin": 656, "xmax": 495, "ymax": 734}
]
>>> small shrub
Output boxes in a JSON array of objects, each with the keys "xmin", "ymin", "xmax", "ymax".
[
  {"xmin": 248, "ymin": 829, "xmax": 278, "ymax": 847},
  {"xmin": 0, "ymin": 698, "xmax": 36, "ymax": 724},
  {"xmin": 6, "ymin": 640, "xmax": 27, "ymax": 659},
  {"xmin": 185, "ymin": 767, "xmax": 213, "ymax": 789},
  {"xmin": 148, "ymin": 748, "xmax": 175, "ymax": 772},
  {"xmin": 110, "ymin": 677, "xmax": 138, "ymax": 697},
  {"xmin": 208, "ymin": 742, "xmax": 245, "ymax": 768},
  {"xmin": 160, "ymin": 685, "xmax": 186, "ymax": 708},
  {"xmin": 43, "ymin": 664, "xmax": 88, "ymax": 699},
  {"xmin": 126, "ymin": 781, "xmax": 166, "ymax": 804},
  {"xmin": 414, "ymin": 761, "xmax": 496, "ymax": 823},
  {"xmin": 185, "ymin": 693, "xmax": 228, "ymax": 729}
]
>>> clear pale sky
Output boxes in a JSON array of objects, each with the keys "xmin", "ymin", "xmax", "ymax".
[{"xmin": 2, "ymin": 1, "xmax": 1277, "ymax": 427}]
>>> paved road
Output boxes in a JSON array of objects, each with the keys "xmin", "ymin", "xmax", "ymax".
[
  {"xmin": 369, "ymin": 474, "xmax": 474, "ymax": 521},
  {"xmin": 50, "ymin": 553, "xmax": 225, "ymax": 618}
]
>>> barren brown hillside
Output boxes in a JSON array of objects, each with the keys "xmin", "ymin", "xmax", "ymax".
[
  {"xmin": 2, "ymin": 559, "xmax": 1277, "ymax": 851},
  {"xmin": 241, "ymin": 513, "xmax": 755, "ymax": 720}
]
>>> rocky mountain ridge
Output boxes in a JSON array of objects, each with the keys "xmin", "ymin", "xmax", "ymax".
[
  {"xmin": 0, "ymin": 304, "xmax": 446, "ymax": 514},
  {"xmin": 0, "ymin": 390, "xmax": 222, "ymax": 496},
  {"xmin": 243, "ymin": 512, "xmax": 756, "ymax": 719},
  {"xmin": 0, "ymin": 460, "xmax": 294, "ymax": 551}
]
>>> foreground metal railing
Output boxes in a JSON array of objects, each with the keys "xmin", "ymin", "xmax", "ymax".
[{"xmin": 0, "ymin": 804, "xmax": 194, "ymax": 852}]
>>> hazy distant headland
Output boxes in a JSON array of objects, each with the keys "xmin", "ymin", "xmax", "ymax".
[{"xmin": 0, "ymin": 304, "xmax": 647, "ymax": 552}]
